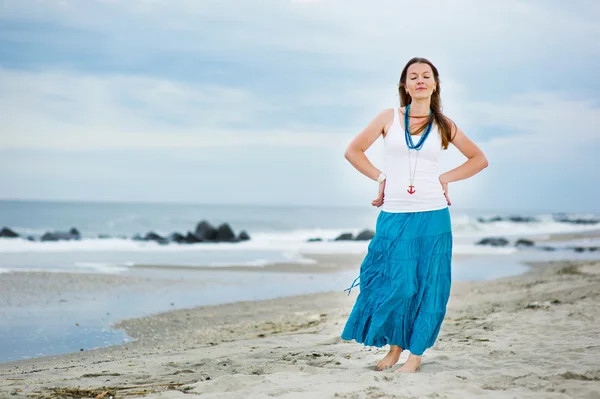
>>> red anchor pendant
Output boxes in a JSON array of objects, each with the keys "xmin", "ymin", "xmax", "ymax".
[{"xmin": 407, "ymin": 185, "xmax": 416, "ymax": 194}]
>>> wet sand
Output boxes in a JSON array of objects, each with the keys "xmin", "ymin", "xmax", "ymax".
[{"xmin": 1, "ymin": 257, "xmax": 599, "ymax": 398}]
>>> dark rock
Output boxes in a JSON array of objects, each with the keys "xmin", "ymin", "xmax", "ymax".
[
  {"xmin": 507, "ymin": 216, "xmax": 538, "ymax": 223},
  {"xmin": 576, "ymin": 219, "xmax": 597, "ymax": 225},
  {"xmin": 195, "ymin": 221, "xmax": 218, "ymax": 241},
  {"xmin": 40, "ymin": 232, "xmax": 60, "ymax": 241},
  {"xmin": 572, "ymin": 219, "xmax": 590, "ymax": 225},
  {"xmin": 169, "ymin": 232, "xmax": 188, "ymax": 243},
  {"xmin": 515, "ymin": 239, "xmax": 535, "ymax": 247},
  {"xmin": 569, "ymin": 246, "xmax": 600, "ymax": 252},
  {"xmin": 132, "ymin": 234, "xmax": 144, "ymax": 241},
  {"xmin": 553, "ymin": 214, "xmax": 599, "ymax": 225},
  {"xmin": 476, "ymin": 237, "xmax": 510, "ymax": 247},
  {"xmin": 41, "ymin": 228, "xmax": 82, "ymax": 241},
  {"xmin": 355, "ymin": 229, "xmax": 375, "ymax": 241},
  {"xmin": 334, "ymin": 233, "xmax": 354, "ymax": 241},
  {"xmin": 216, "ymin": 223, "xmax": 236, "ymax": 242},
  {"xmin": 184, "ymin": 232, "xmax": 203, "ymax": 243},
  {"xmin": 477, "ymin": 216, "xmax": 502, "ymax": 223},
  {"xmin": 238, "ymin": 231, "xmax": 250, "ymax": 241},
  {"xmin": 130, "ymin": 221, "xmax": 248, "ymax": 244},
  {"xmin": 307, "ymin": 237, "xmax": 323, "ymax": 242},
  {"xmin": 537, "ymin": 245, "xmax": 600, "ymax": 252},
  {"xmin": 144, "ymin": 232, "xmax": 168, "ymax": 245},
  {"xmin": 0, "ymin": 227, "xmax": 19, "ymax": 238},
  {"xmin": 477, "ymin": 216, "xmax": 538, "ymax": 223},
  {"xmin": 69, "ymin": 228, "xmax": 81, "ymax": 239}
]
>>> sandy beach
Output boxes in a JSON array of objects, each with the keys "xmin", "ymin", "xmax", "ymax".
[{"xmin": 1, "ymin": 255, "xmax": 599, "ymax": 399}]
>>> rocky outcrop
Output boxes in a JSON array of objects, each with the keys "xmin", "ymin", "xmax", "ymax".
[
  {"xmin": 195, "ymin": 221, "xmax": 218, "ymax": 241},
  {"xmin": 40, "ymin": 228, "xmax": 81, "ymax": 241},
  {"xmin": 477, "ymin": 216, "xmax": 539, "ymax": 223},
  {"xmin": 238, "ymin": 231, "xmax": 250, "ymax": 241},
  {"xmin": 135, "ymin": 221, "xmax": 251, "ymax": 245},
  {"xmin": 308, "ymin": 229, "xmax": 376, "ymax": 243},
  {"xmin": 0, "ymin": 227, "xmax": 19, "ymax": 238},
  {"xmin": 215, "ymin": 223, "xmax": 236, "ymax": 242},
  {"xmin": 553, "ymin": 214, "xmax": 599, "ymax": 225},
  {"xmin": 476, "ymin": 237, "xmax": 510, "ymax": 247},
  {"xmin": 355, "ymin": 229, "xmax": 375, "ymax": 241},
  {"xmin": 515, "ymin": 239, "xmax": 535, "ymax": 247},
  {"xmin": 334, "ymin": 233, "xmax": 354, "ymax": 241}
]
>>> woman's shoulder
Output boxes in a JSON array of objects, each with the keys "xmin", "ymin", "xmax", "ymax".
[
  {"xmin": 377, "ymin": 108, "xmax": 395, "ymax": 117},
  {"xmin": 378, "ymin": 108, "xmax": 399, "ymax": 137},
  {"xmin": 383, "ymin": 106, "xmax": 407, "ymax": 115},
  {"xmin": 376, "ymin": 107, "xmax": 406, "ymax": 122}
]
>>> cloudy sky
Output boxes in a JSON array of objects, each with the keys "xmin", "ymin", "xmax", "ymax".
[{"xmin": 1, "ymin": 0, "xmax": 599, "ymax": 212}]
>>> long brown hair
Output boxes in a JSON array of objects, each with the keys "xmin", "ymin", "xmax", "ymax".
[{"xmin": 398, "ymin": 57, "xmax": 455, "ymax": 149}]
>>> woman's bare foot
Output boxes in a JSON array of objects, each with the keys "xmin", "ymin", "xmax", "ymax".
[
  {"xmin": 395, "ymin": 354, "xmax": 421, "ymax": 373},
  {"xmin": 376, "ymin": 346, "xmax": 402, "ymax": 371}
]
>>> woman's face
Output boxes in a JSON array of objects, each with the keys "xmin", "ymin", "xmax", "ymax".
[{"xmin": 404, "ymin": 63, "xmax": 436, "ymax": 101}]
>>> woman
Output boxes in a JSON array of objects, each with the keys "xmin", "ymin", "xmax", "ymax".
[{"xmin": 341, "ymin": 57, "xmax": 488, "ymax": 373}]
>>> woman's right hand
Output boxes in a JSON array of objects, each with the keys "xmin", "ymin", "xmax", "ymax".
[{"xmin": 371, "ymin": 180, "xmax": 385, "ymax": 207}]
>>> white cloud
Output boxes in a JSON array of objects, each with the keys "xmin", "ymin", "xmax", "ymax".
[
  {"xmin": 0, "ymin": 68, "xmax": 355, "ymax": 150},
  {"xmin": 4, "ymin": 0, "xmax": 599, "ymax": 66},
  {"xmin": 1, "ymin": 0, "xmax": 599, "ymax": 209}
]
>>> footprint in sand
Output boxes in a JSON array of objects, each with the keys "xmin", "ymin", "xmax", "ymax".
[
  {"xmin": 334, "ymin": 385, "xmax": 408, "ymax": 399},
  {"xmin": 280, "ymin": 351, "xmax": 338, "ymax": 368}
]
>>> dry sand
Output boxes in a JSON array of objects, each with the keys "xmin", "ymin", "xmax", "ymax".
[{"xmin": 1, "ymin": 259, "xmax": 600, "ymax": 399}]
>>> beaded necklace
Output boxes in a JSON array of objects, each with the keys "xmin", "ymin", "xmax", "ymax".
[{"xmin": 404, "ymin": 104, "xmax": 434, "ymax": 195}]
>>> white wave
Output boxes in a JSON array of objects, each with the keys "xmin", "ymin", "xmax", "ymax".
[
  {"xmin": 452, "ymin": 214, "xmax": 599, "ymax": 239},
  {"xmin": 2, "ymin": 226, "xmax": 50, "ymax": 236},
  {"xmin": 0, "ymin": 238, "xmax": 156, "ymax": 253},
  {"xmin": 122, "ymin": 251, "xmax": 317, "ymax": 268},
  {"xmin": 0, "ymin": 230, "xmax": 368, "ymax": 254},
  {"xmin": 73, "ymin": 262, "xmax": 129, "ymax": 274},
  {"xmin": 453, "ymin": 244, "xmax": 517, "ymax": 255},
  {"xmin": 252, "ymin": 228, "xmax": 363, "ymax": 241},
  {"xmin": 202, "ymin": 258, "xmax": 273, "ymax": 267},
  {"xmin": 0, "ymin": 266, "xmax": 125, "ymax": 274},
  {"xmin": 1, "ymin": 215, "xmax": 597, "ymax": 259},
  {"xmin": 282, "ymin": 251, "xmax": 318, "ymax": 264}
]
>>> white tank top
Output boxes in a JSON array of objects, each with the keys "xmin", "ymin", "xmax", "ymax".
[{"xmin": 381, "ymin": 108, "xmax": 448, "ymax": 213}]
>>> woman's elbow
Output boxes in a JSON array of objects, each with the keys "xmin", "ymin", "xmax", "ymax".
[
  {"xmin": 344, "ymin": 146, "xmax": 357, "ymax": 161},
  {"xmin": 480, "ymin": 154, "xmax": 489, "ymax": 169}
]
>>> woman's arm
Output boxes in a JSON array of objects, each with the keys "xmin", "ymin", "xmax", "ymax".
[
  {"xmin": 344, "ymin": 109, "xmax": 392, "ymax": 181},
  {"xmin": 440, "ymin": 126, "xmax": 489, "ymax": 184}
]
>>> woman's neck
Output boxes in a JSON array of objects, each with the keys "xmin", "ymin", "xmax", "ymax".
[{"xmin": 408, "ymin": 99, "xmax": 431, "ymax": 117}]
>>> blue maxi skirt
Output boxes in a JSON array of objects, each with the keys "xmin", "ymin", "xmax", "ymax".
[{"xmin": 340, "ymin": 207, "xmax": 452, "ymax": 356}]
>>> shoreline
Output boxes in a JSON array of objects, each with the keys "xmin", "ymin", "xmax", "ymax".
[
  {"xmin": 0, "ymin": 251, "xmax": 542, "ymax": 365},
  {"xmin": 542, "ymin": 228, "xmax": 600, "ymax": 242},
  {"xmin": 131, "ymin": 253, "xmax": 368, "ymax": 274},
  {"xmin": 1, "ymin": 258, "xmax": 599, "ymax": 398},
  {"xmin": 0, "ymin": 254, "xmax": 366, "ymax": 311}
]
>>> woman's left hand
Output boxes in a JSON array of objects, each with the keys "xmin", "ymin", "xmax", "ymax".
[
  {"xmin": 440, "ymin": 175, "xmax": 451, "ymax": 206},
  {"xmin": 371, "ymin": 179, "xmax": 386, "ymax": 207}
]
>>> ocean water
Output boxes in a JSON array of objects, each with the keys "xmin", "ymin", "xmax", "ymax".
[
  {"xmin": 1, "ymin": 200, "xmax": 599, "ymax": 363},
  {"xmin": 1, "ymin": 200, "xmax": 599, "ymax": 274}
]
